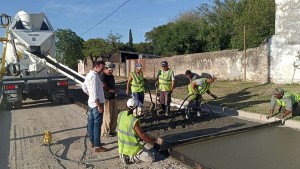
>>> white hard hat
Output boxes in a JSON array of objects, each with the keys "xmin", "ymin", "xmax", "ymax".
[{"xmin": 127, "ymin": 98, "xmax": 138, "ymax": 109}]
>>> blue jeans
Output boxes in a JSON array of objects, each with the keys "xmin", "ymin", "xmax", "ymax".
[
  {"xmin": 87, "ymin": 105, "xmax": 103, "ymax": 147},
  {"xmin": 132, "ymin": 92, "xmax": 144, "ymax": 107}
]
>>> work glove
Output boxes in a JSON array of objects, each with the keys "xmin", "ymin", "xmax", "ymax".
[
  {"xmin": 155, "ymin": 138, "xmax": 164, "ymax": 145},
  {"xmin": 211, "ymin": 94, "xmax": 217, "ymax": 99}
]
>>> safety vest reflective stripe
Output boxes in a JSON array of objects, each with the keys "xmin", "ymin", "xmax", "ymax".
[
  {"xmin": 197, "ymin": 78, "xmax": 210, "ymax": 94},
  {"xmin": 158, "ymin": 69, "xmax": 173, "ymax": 91},
  {"xmin": 117, "ymin": 111, "xmax": 137, "ymax": 137},
  {"xmin": 276, "ymin": 92, "xmax": 300, "ymax": 106},
  {"xmin": 117, "ymin": 110, "xmax": 142, "ymax": 156},
  {"xmin": 130, "ymin": 72, "xmax": 144, "ymax": 92},
  {"xmin": 118, "ymin": 138, "xmax": 140, "ymax": 146}
]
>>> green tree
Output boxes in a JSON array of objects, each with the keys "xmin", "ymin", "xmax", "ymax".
[
  {"xmin": 133, "ymin": 42, "xmax": 154, "ymax": 54},
  {"xmin": 101, "ymin": 32, "xmax": 122, "ymax": 61},
  {"xmin": 83, "ymin": 38, "xmax": 106, "ymax": 65},
  {"xmin": 146, "ymin": 21, "xmax": 204, "ymax": 56},
  {"xmin": 56, "ymin": 29, "xmax": 84, "ymax": 69},
  {"xmin": 196, "ymin": 0, "xmax": 238, "ymax": 51},
  {"xmin": 231, "ymin": 0, "xmax": 275, "ymax": 49}
]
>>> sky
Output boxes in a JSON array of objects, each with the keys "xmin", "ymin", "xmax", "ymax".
[{"xmin": 0, "ymin": 0, "xmax": 211, "ymax": 55}]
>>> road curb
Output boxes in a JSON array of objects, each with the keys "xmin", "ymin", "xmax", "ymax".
[{"xmin": 144, "ymin": 93, "xmax": 300, "ymax": 130}]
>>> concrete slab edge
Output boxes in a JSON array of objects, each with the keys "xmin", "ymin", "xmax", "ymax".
[{"xmin": 144, "ymin": 93, "xmax": 300, "ymax": 130}]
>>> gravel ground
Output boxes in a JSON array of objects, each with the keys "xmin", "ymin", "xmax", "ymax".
[{"xmin": 0, "ymin": 88, "xmax": 260, "ymax": 169}]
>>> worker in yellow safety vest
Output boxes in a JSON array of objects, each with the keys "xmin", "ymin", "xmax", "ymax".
[
  {"xmin": 186, "ymin": 74, "xmax": 217, "ymax": 118},
  {"xmin": 117, "ymin": 98, "xmax": 164, "ymax": 164},
  {"xmin": 155, "ymin": 61, "xmax": 175, "ymax": 116},
  {"xmin": 267, "ymin": 88, "xmax": 300, "ymax": 120},
  {"xmin": 126, "ymin": 63, "xmax": 146, "ymax": 116}
]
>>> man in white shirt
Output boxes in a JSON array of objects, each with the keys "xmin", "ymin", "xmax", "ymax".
[{"xmin": 82, "ymin": 61, "xmax": 107, "ymax": 152}]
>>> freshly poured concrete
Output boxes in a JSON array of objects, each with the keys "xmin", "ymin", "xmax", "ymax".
[{"xmin": 172, "ymin": 127, "xmax": 300, "ymax": 169}]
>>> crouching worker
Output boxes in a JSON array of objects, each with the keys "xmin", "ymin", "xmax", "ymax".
[
  {"xmin": 117, "ymin": 98, "xmax": 164, "ymax": 164},
  {"xmin": 267, "ymin": 88, "xmax": 300, "ymax": 120},
  {"xmin": 186, "ymin": 74, "xmax": 217, "ymax": 118}
]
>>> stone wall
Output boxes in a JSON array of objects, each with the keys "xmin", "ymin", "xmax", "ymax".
[
  {"xmin": 124, "ymin": 42, "xmax": 269, "ymax": 84},
  {"xmin": 269, "ymin": 0, "xmax": 300, "ymax": 83}
]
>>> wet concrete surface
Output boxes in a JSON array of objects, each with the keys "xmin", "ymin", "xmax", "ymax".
[
  {"xmin": 69, "ymin": 88, "xmax": 300, "ymax": 169},
  {"xmin": 171, "ymin": 126, "xmax": 300, "ymax": 169}
]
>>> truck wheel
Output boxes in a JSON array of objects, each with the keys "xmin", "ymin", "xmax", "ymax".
[
  {"xmin": 14, "ymin": 102, "xmax": 22, "ymax": 109},
  {"xmin": 60, "ymin": 96, "xmax": 69, "ymax": 104},
  {"xmin": 52, "ymin": 97, "xmax": 61, "ymax": 105},
  {"xmin": 4, "ymin": 103, "xmax": 13, "ymax": 110},
  {"xmin": 47, "ymin": 95, "xmax": 53, "ymax": 102},
  {"xmin": 0, "ymin": 102, "xmax": 3, "ymax": 110}
]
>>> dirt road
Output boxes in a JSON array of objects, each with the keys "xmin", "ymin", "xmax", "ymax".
[{"xmin": 0, "ymin": 99, "xmax": 188, "ymax": 169}]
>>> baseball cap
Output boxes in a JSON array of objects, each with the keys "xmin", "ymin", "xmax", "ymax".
[
  {"xmin": 273, "ymin": 88, "xmax": 284, "ymax": 95},
  {"xmin": 136, "ymin": 63, "xmax": 142, "ymax": 69},
  {"xmin": 208, "ymin": 74, "xmax": 217, "ymax": 79},
  {"xmin": 105, "ymin": 62, "xmax": 115, "ymax": 70},
  {"xmin": 161, "ymin": 61, "xmax": 168, "ymax": 67}
]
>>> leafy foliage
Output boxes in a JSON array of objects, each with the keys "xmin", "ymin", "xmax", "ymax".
[
  {"xmin": 56, "ymin": 29, "xmax": 84, "ymax": 69},
  {"xmin": 145, "ymin": 0, "xmax": 275, "ymax": 56},
  {"xmin": 83, "ymin": 32, "xmax": 122, "ymax": 63}
]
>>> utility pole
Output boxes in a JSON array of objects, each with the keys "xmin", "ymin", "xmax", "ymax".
[{"xmin": 244, "ymin": 25, "xmax": 246, "ymax": 81}]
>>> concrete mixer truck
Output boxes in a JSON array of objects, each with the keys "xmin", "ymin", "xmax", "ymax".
[{"xmin": 0, "ymin": 11, "xmax": 85, "ymax": 109}]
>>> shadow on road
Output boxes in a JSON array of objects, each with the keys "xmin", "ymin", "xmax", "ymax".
[{"xmin": 0, "ymin": 109, "xmax": 12, "ymax": 169}]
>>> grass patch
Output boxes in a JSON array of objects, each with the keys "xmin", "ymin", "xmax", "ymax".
[{"xmin": 115, "ymin": 76, "xmax": 300, "ymax": 120}]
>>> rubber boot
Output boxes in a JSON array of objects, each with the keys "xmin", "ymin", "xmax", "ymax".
[
  {"xmin": 197, "ymin": 108, "xmax": 201, "ymax": 117},
  {"xmin": 161, "ymin": 104, "xmax": 166, "ymax": 115},
  {"xmin": 133, "ymin": 109, "xmax": 138, "ymax": 117},
  {"xmin": 165, "ymin": 106, "xmax": 170, "ymax": 116},
  {"xmin": 137, "ymin": 107, "xmax": 142, "ymax": 116},
  {"xmin": 185, "ymin": 109, "xmax": 190, "ymax": 119}
]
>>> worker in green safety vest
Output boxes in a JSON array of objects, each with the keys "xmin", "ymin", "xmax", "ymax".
[
  {"xmin": 155, "ymin": 61, "xmax": 175, "ymax": 116},
  {"xmin": 126, "ymin": 63, "xmax": 146, "ymax": 116},
  {"xmin": 117, "ymin": 98, "xmax": 164, "ymax": 164},
  {"xmin": 267, "ymin": 88, "xmax": 300, "ymax": 120},
  {"xmin": 186, "ymin": 74, "xmax": 217, "ymax": 118}
]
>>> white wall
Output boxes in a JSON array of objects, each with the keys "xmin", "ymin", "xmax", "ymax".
[{"xmin": 270, "ymin": 0, "xmax": 300, "ymax": 83}]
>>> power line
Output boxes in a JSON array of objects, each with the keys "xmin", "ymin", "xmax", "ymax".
[{"xmin": 80, "ymin": 0, "xmax": 130, "ymax": 37}]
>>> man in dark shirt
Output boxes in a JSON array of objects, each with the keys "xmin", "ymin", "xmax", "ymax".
[
  {"xmin": 185, "ymin": 70, "xmax": 199, "ymax": 83},
  {"xmin": 99, "ymin": 62, "xmax": 117, "ymax": 137}
]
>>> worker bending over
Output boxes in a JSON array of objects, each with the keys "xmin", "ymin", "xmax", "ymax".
[
  {"xmin": 117, "ymin": 98, "xmax": 164, "ymax": 164},
  {"xmin": 187, "ymin": 74, "xmax": 217, "ymax": 118},
  {"xmin": 267, "ymin": 88, "xmax": 300, "ymax": 120}
]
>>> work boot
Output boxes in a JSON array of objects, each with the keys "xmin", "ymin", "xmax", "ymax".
[
  {"xmin": 165, "ymin": 106, "xmax": 170, "ymax": 116},
  {"xmin": 197, "ymin": 108, "xmax": 201, "ymax": 117},
  {"xmin": 120, "ymin": 154, "xmax": 130, "ymax": 165},
  {"xmin": 137, "ymin": 107, "xmax": 142, "ymax": 116},
  {"xmin": 94, "ymin": 146, "xmax": 108, "ymax": 152},
  {"xmin": 133, "ymin": 109, "xmax": 138, "ymax": 117},
  {"xmin": 161, "ymin": 104, "xmax": 166, "ymax": 112},
  {"xmin": 185, "ymin": 109, "xmax": 190, "ymax": 119}
]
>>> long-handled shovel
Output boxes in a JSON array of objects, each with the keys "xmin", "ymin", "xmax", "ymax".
[
  {"xmin": 147, "ymin": 83, "xmax": 157, "ymax": 117},
  {"xmin": 155, "ymin": 86, "xmax": 158, "ymax": 109}
]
